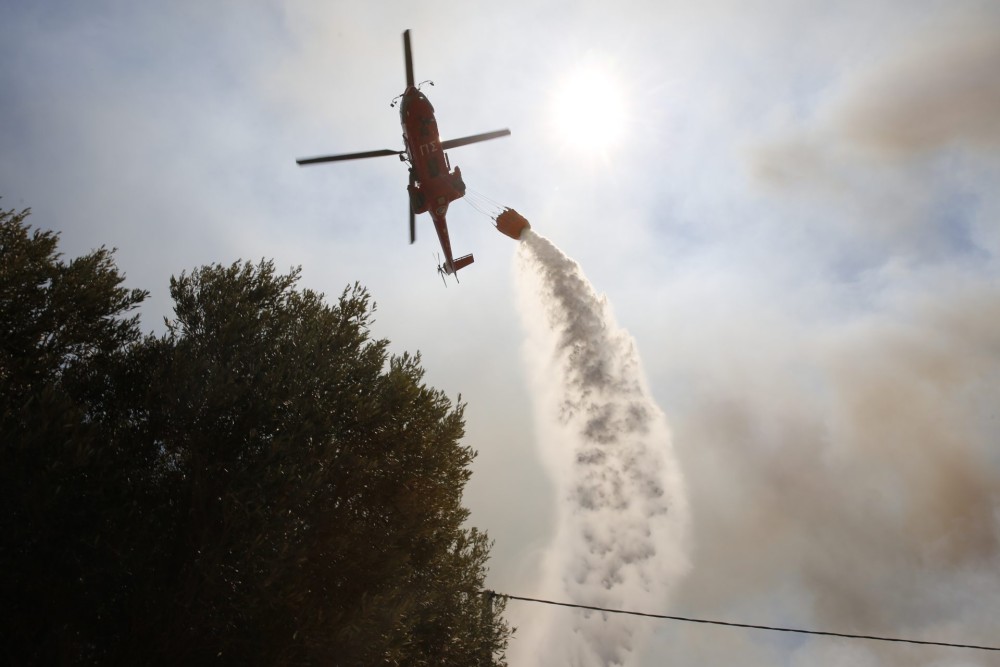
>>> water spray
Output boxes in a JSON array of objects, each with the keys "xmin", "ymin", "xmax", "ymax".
[{"xmin": 512, "ymin": 227, "xmax": 690, "ymax": 666}]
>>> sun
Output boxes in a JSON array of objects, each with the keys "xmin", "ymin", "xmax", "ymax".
[{"xmin": 549, "ymin": 61, "xmax": 630, "ymax": 156}]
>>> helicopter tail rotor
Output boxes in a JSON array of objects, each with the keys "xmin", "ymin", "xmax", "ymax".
[
  {"xmin": 436, "ymin": 254, "xmax": 474, "ymax": 284},
  {"xmin": 433, "ymin": 253, "xmax": 448, "ymax": 286}
]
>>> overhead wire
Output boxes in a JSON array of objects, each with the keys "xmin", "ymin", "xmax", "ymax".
[{"xmin": 483, "ymin": 591, "xmax": 1000, "ymax": 653}]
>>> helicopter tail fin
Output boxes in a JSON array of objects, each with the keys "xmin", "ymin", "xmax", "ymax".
[
  {"xmin": 451, "ymin": 254, "xmax": 474, "ymax": 273},
  {"xmin": 439, "ymin": 253, "xmax": 475, "ymax": 279}
]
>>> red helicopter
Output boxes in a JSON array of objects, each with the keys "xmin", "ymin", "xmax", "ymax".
[{"xmin": 297, "ymin": 30, "xmax": 524, "ymax": 280}]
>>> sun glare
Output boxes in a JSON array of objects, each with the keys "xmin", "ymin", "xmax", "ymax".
[{"xmin": 549, "ymin": 62, "xmax": 629, "ymax": 156}]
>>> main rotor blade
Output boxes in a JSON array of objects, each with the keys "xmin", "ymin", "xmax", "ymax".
[
  {"xmin": 440, "ymin": 129, "xmax": 511, "ymax": 150},
  {"xmin": 296, "ymin": 149, "xmax": 403, "ymax": 166},
  {"xmin": 403, "ymin": 30, "xmax": 415, "ymax": 89}
]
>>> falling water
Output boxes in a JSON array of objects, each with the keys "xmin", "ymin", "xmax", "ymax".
[{"xmin": 512, "ymin": 229, "xmax": 690, "ymax": 666}]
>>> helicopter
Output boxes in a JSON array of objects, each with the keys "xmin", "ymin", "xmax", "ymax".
[{"xmin": 297, "ymin": 29, "xmax": 523, "ymax": 281}]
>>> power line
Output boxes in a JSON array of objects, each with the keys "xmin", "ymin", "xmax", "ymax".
[{"xmin": 486, "ymin": 591, "xmax": 1000, "ymax": 653}]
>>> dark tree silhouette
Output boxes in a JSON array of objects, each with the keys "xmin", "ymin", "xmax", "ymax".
[{"xmin": 0, "ymin": 207, "xmax": 510, "ymax": 666}]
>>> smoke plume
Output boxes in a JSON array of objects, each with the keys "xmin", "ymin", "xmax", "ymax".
[{"xmin": 511, "ymin": 229, "xmax": 689, "ymax": 666}]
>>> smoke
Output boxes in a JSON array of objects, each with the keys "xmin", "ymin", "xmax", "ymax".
[
  {"xmin": 646, "ymin": 271, "xmax": 1000, "ymax": 666},
  {"xmin": 510, "ymin": 229, "xmax": 690, "ymax": 666},
  {"xmin": 829, "ymin": 17, "xmax": 1000, "ymax": 158},
  {"xmin": 748, "ymin": 14, "xmax": 1000, "ymax": 258}
]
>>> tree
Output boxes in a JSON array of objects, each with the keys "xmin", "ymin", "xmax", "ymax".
[
  {"xmin": 0, "ymin": 206, "xmax": 153, "ymax": 664},
  {"xmin": 1, "ymin": 207, "xmax": 511, "ymax": 665}
]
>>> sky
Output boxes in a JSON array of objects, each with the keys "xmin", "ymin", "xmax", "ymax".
[{"xmin": 3, "ymin": 0, "xmax": 1000, "ymax": 664}]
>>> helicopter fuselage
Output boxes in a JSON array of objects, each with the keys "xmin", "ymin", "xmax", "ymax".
[
  {"xmin": 400, "ymin": 87, "xmax": 471, "ymax": 275},
  {"xmin": 295, "ymin": 30, "xmax": 510, "ymax": 281}
]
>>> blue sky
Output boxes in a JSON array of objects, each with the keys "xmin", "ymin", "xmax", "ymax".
[{"xmin": 4, "ymin": 1, "xmax": 1000, "ymax": 664}]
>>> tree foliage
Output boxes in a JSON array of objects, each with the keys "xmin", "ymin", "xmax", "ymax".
[{"xmin": 0, "ymin": 207, "xmax": 510, "ymax": 665}]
